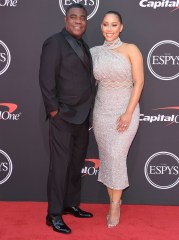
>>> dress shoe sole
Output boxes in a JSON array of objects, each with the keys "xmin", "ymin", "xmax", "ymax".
[
  {"xmin": 46, "ymin": 220, "xmax": 71, "ymax": 234},
  {"xmin": 63, "ymin": 211, "xmax": 93, "ymax": 218}
]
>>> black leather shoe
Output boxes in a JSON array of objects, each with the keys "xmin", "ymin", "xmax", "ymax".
[
  {"xmin": 46, "ymin": 214, "xmax": 71, "ymax": 234},
  {"xmin": 63, "ymin": 206, "xmax": 93, "ymax": 218}
]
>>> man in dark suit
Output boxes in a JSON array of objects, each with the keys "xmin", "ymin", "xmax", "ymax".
[{"xmin": 39, "ymin": 4, "xmax": 95, "ymax": 234}]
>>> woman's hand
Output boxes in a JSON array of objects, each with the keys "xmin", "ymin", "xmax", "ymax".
[{"xmin": 116, "ymin": 112, "xmax": 132, "ymax": 133}]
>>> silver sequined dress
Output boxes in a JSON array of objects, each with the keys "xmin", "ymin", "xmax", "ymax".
[{"xmin": 90, "ymin": 46, "xmax": 140, "ymax": 190}]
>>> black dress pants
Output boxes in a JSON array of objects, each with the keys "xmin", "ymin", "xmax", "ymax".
[{"xmin": 47, "ymin": 115, "xmax": 89, "ymax": 215}]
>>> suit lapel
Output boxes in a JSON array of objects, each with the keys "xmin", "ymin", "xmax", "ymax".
[
  {"xmin": 62, "ymin": 29, "xmax": 91, "ymax": 72},
  {"xmin": 83, "ymin": 42, "xmax": 93, "ymax": 75},
  {"xmin": 83, "ymin": 41, "xmax": 95, "ymax": 87}
]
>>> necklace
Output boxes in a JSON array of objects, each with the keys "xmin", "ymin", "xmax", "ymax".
[{"xmin": 103, "ymin": 37, "xmax": 122, "ymax": 50}]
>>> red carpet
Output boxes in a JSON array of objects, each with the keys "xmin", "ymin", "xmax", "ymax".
[{"xmin": 0, "ymin": 202, "xmax": 179, "ymax": 240}]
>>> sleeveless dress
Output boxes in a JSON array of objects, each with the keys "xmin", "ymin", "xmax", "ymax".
[{"xmin": 90, "ymin": 46, "xmax": 140, "ymax": 190}]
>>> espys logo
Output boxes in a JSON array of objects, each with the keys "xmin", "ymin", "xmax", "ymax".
[
  {"xmin": 0, "ymin": 149, "xmax": 13, "ymax": 184},
  {"xmin": 81, "ymin": 158, "xmax": 100, "ymax": 177},
  {"xmin": 0, "ymin": 103, "xmax": 21, "ymax": 120},
  {"xmin": 0, "ymin": 0, "xmax": 18, "ymax": 7},
  {"xmin": 140, "ymin": 106, "xmax": 179, "ymax": 126},
  {"xmin": 147, "ymin": 40, "xmax": 179, "ymax": 81},
  {"xmin": 59, "ymin": 0, "xmax": 100, "ymax": 20},
  {"xmin": 144, "ymin": 151, "xmax": 179, "ymax": 189},
  {"xmin": 139, "ymin": 0, "xmax": 179, "ymax": 12},
  {"xmin": 0, "ymin": 40, "xmax": 11, "ymax": 75}
]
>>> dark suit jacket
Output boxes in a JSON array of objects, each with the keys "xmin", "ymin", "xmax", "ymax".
[{"xmin": 39, "ymin": 28, "xmax": 95, "ymax": 124}]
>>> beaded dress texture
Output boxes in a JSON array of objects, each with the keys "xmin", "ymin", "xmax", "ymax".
[{"xmin": 90, "ymin": 39, "xmax": 140, "ymax": 190}]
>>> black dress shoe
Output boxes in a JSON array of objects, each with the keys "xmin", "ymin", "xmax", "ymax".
[
  {"xmin": 63, "ymin": 206, "xmax": 93, "ymax": 218},
  {"xmin": 46, "ymin": 214, "xmax": 71, "ymax": 234}
]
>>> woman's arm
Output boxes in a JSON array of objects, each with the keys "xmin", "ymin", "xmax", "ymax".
[{"xmin": 117, "ymin": 44, "xmax": 144, "ymax": 132}]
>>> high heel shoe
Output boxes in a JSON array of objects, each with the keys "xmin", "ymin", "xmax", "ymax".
[
  {"xmin": 106, "ymin": 200, "xmax": 122, "ymax": 221},
  {"xmin": 107, "ymin": 201, "xmax": 121, "ymax": 228}
]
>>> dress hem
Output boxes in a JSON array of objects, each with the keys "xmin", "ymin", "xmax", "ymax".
[{"xmin": 98, "ymin": 179, "xmax": 129, "ymax": 190}]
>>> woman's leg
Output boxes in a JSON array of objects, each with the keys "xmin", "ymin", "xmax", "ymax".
[
  {"xmin": 107, "ymin": 187, "xmax": 112, "ymax": 202},
  {"xmin": 106, "ymin": 187, "xmax": 112, "ymax": 219},
  {"xmin": 107, "ymin": 189, "xmax": 122, "ymax": 228},
  {"xmin": 111, "ymin": 189, "xmax": 122, "ymax": 203}
]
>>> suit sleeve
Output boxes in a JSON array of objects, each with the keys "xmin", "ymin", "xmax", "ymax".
[{"xmin": 39, "ymin": 36, "xmax": 60, "ymax": 116}]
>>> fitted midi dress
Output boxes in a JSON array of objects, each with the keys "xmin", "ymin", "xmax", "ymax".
[{"xmin": 90, "ymin": 46, "xmax": 140, "ymax": 190}]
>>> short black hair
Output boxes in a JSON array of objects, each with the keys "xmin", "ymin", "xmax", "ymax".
[
  {"xmin": 66, "ymin": 3, "xmax": 87, "ymax": 16},
  {"xmin": 104, "ymin": 11, "xmax": 123, "ymax": 24}
]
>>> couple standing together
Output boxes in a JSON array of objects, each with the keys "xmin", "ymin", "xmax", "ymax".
[{"xmin": 39, "ymin": 3, "xmax": 144, "ymax": 234}]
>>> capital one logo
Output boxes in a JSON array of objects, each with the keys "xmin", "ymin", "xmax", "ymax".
[
  {"xmin": 0, "ymin": 103, "xmax": 21, "ymax": 120},
  {"xmin": 147, "ymin": 40, "xmax": 179, "ymax": 81},
  {"xmin": 144, "ymin": 152, "xmax": 179, "ymax": 189},
  {"xmin": 0, "ymin": 150, "xmax": 13, "ymax": 184},
  {"xmin": 0, "ymin": 0, "xmax": 18, "ymax": 7},
  {"xmin": 139, "ymin": 0, "xmax": 179, "ymax": 12},
  {"xmin": 140, "ymin": 106, "xmax": 179, "ymax": 126},
  {"xmin": 59, "ymin": 0, "xmax": 100, "ymax": 20},
  {"xmin": 81, "ymin": 158, "xmax": 100, "ymax": 177},
  {"xmin": 0, "ymin": 40, "xmax": 11, "ymax": 75}
]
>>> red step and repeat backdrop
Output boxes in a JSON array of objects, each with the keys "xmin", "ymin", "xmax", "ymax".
[{"xmin": 0, "ymin": 0, "xmax": 179, "ymax": 205}]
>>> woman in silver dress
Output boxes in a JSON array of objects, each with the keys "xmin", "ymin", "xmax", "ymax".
[{"xmin": 90, "ymin": 11, "xmax": 144, "ymax": 228}]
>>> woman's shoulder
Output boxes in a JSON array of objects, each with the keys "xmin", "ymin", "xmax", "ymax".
[
  {"xmin": 122, "ymin": 43, "xmax": 143, "ymax": 62},
  {"xmin": 122, "ymin": 43, "xmax": 142, "ymax": 57},
  {"xmin": 122, "ymin": 42, "xmax": 139, "ymax": 50},
  {"xmin": 123, "ymin": 43, "xmax": 141, "ymax": 53}
]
